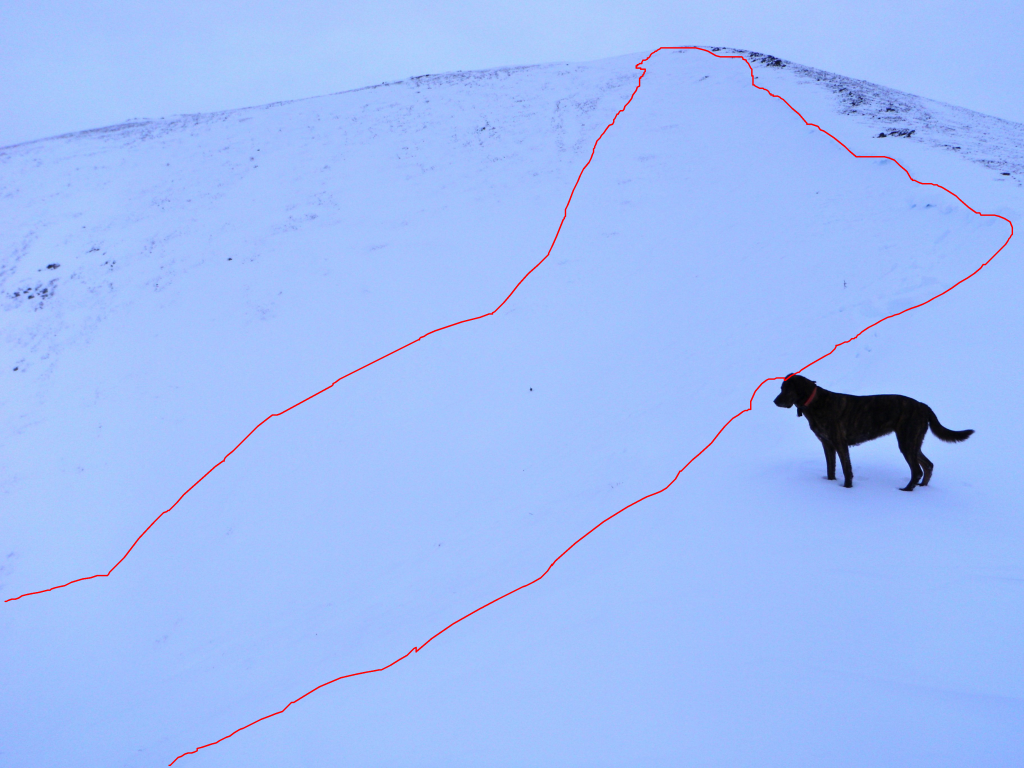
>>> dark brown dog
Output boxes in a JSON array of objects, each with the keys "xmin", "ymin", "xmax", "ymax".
[{"xmin": 773, "ymin": 374, "xmax": 973, "ymax": 491}]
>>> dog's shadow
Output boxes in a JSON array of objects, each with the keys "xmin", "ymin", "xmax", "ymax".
[{"xmin": 778, "ymin": 455, "xmax": 930, "ymax": 497}]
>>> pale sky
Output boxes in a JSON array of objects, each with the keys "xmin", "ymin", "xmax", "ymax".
[{"xmin": 1, "ymin": 0, "xmax": 1022, "ymax": 147}]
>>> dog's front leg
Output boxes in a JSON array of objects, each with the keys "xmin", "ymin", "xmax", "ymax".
[
  {"xmin": 836, "ymin": 443, "xmax": 854, "ymax": 488},
  {"xmin": 822, "ymin": 441, "xmax": 837, "ymax": 481}
]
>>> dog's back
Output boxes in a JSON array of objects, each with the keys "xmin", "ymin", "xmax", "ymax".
[{"xmin": 836, "ymin": 393, "xmax": 929, "ymax": 446}]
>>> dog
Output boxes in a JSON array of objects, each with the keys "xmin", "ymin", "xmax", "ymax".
[{"xmin": 773, "ymin": 374, "xmax": 973, "ymax": 491}]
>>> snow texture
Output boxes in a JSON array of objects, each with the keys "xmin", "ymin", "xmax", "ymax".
[{"xmin": 1, "ymin": 49, "xmax": 1022, "ymax": 767}]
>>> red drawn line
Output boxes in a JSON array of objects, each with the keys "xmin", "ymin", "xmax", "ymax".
[
  {"xmin": 167, "ymin": 47, "xmax": 1012, "ymax": 764},
  {"xmin": 4, "ymin": 49, "xmax": 651, "ymax": 604},
  {"xmin": 167, "ymin": 387, "xmax": 762, "ymax": 766}
]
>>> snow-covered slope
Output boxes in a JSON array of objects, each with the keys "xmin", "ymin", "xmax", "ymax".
[{"xmin": 2, "ymin": 48, "xmax": 1021, "ymax": 767}]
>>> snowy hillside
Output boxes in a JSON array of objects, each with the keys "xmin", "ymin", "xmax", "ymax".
[{"xmin": 2, "ymin": 48, "xmax": 1022, "ymax": 767}]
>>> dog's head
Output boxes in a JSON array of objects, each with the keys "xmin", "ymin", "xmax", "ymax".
[{"xmin": 774, "ymin": 374, "xmax": 815, "ymax": 415}]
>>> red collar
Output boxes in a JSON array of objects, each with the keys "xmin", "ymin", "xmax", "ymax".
[{"xmin": 802, "ymin": 386, "xmax": 818, "ymax": 408}]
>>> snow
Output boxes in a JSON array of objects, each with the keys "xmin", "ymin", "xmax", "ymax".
[{"xmin": 1, "ymin": 48, "xmax": 1022, "ymax": 767}]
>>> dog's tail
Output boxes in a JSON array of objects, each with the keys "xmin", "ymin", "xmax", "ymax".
[{"xmin": 928, "ymin": 408, "xmax": 974, "ymax": 443}]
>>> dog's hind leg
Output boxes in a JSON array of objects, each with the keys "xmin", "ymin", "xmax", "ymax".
[
  {"xmin": 836, "ymin": 443, "xmax": 854, "ymax": 488},
  {"xmin": 822, "ymin": 441, "xmax": 837, "ymax": 480},
  {"xmin": 897, "ymin": 430, "xmax": 923, "ymax": 491},
  {"xmin": 919, "ymin": 451, "xmax": 934, "ymax": 486}
]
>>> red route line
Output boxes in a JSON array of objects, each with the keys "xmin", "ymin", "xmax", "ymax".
[
  {"xmin": 165, "ymin": 47, "xmax": 1013, "ymax": 764},
  {"xmin": 5, "ymin": 49, "xmax": 644, "ymax": 604}
]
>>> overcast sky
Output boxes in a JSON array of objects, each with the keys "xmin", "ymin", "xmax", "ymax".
[{"xmin": 2, "ymin": 0, "xmax": 1022, "ymax": 147}]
